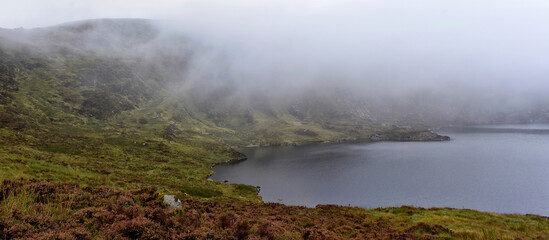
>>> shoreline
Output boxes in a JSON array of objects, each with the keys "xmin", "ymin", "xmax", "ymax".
[
  {"xmin": 208, "ymin": 129, "xmax": 549, "ymax": 217},
  {"xmin": 207, "ymin": 129, "xmax": 450, "ymax": 193},
  {"xmin": 208, "ymin": 130, "xmax": 450, "ymax": 177},
  {"xmin": 208, "ymin": 128, "xmax": 450, "ymax": 169}
]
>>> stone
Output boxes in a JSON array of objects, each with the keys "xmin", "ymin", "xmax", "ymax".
[{"xmin": 163, "ymin": 195, "xmax": 182, "ymax": 209}]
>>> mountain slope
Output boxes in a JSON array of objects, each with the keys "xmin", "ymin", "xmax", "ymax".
[{"xmin": 0, "ymin": 19, "xmax": 446, "ymax": 200}]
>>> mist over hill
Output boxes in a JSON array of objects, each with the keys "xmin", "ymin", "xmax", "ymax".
[
  {"xmin": 0, "ymin": 17, "xmax": 455, "ymax": 209},
  {"xmin": 2, "ymin": 18, "xmax": 548, "ymax": 131}
]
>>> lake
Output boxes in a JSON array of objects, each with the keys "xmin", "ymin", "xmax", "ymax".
[{"xmin": 211, "ymin": 124, "xmax": 549, "ymax": 216}]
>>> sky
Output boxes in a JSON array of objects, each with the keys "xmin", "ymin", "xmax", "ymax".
[{"xmin": 2, "ymin": 0, "xmax": 549, "ymax": 119}]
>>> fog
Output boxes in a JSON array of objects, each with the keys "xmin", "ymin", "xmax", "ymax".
[
  {"xmin": 166, "ymin": 1, "xmax": 549, "ymax": 92},
  {"xmin": 2, "ymin": 0, "xmax": 549, "ymax": 124}
]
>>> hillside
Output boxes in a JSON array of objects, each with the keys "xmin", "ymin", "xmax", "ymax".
[
  {"xmin": 1, "ymin": 19, "xmax": 547, "ymax": 239},
  {"xmin": 0, "ymin": 18, "xmax": 448, "ymax": 195}
]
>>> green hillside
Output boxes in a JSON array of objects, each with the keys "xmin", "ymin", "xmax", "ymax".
[{"xmin": 0, "ymin": 19, "xmax": 447, "ymax": 199}]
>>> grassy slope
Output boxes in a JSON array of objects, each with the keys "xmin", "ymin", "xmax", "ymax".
[
  {"xmin": 0, "ymin": 36, "xmax": 436, "ymax": 202},
  {"xmin": 0, "ymin": 42, "xmax": 400, "ymax": 204},
  {"xmin": 0, "ymin": 56, "xmax": 259, "ymax": 202}
]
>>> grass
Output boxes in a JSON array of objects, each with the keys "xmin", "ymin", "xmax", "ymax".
[
  {"xmin": 363, "ymin": 206, "xmax": 549, "ymax": 239},
  {"xmin": 0, "ymin": 126, "xmax": 255, "ymax": 201},
  {"xmin": 1, "ymin": 181, "xmax": 74, "ymax": 221}
]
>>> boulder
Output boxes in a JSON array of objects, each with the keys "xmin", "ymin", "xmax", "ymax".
[{"xmin": 163, "ymin": 195, "xmax": 182, "ymax": 209}]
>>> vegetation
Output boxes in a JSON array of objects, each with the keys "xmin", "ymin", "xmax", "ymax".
[
  {"xmin": 0, "ymin": 19, "xmax": 547, "ymax": 239},
  {"xmin": 1, "ymin": 179, "xmax": 547, "ymax": 240}
]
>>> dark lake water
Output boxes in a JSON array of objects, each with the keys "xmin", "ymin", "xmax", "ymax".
[{"xmin": 211, "ymin": 124, "xmax": 549, "ymax": 216}]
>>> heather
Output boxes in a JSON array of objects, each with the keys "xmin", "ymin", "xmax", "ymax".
[{"xmin": 1, "ymin": 179, "xmax": 548, "ymax": 240}]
